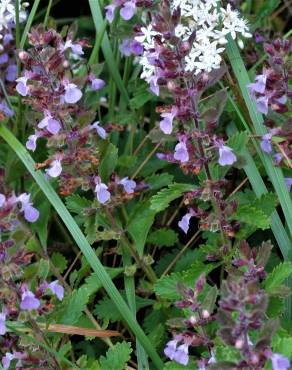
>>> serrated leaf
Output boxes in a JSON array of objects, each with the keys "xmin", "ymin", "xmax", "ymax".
[
  {"xmin": 51, "ymin": 252, "xmax": 68, "ymax": 274},
  {"xmin": 65, "ymin": 195, "xmax": 91, "ymax": 214},
  {"xmin": 227, "ymin": 131, "xmax": 248, "ymax": 153},
  {"xmin": 163, "ymin": 361, "xmax": 195, "ymax": 370},
  {"xmin": 150, "ymin": 183, "xmax": 194, "ymax": 212},
  {"xmin": 234, "ymin": 205, "xmax": 270, "ymax": 229},
  {"xmin": 38, "ymin": 259, "xmax": 50, "ymax": 280},
  {"xmin": 154, "ymin": 262, "xmax": 220, "ymax": 300},
  {"xmin": 94, "ymin": 295, "xmax": 154, "ymax": 323},
  {"xmin": 145, "ymin": 173, "xmax": 174, "ymax": 190},
  {"xmin": 264, "ymin": 262, "xmax": 292, "ymax": 292},
  {"xmin": 60, "ymin": 288, "xmax": 90, "ymax": 325},
  {"xmin": 147, "ymin": 228, "xmax": 178, "ymax": 248},
  {"xmin": 99, "ymin": 143, "xmax": 118, "ymax": 182},
  {"xmin": 127, "ymin": 201, "xmax": 156, "ymax": 256},
  {"xmin": 83, "ymin": 268, "xmax": 124, "ymax": 296},
  {"xmin": 99, "ymin": 341, "xmax": 132, "ymax": 370}
]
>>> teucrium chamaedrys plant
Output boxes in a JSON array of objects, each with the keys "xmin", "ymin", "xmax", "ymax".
[{"xmin": 0, "ymin": 0, "xmax": 292, "ymax": 368}]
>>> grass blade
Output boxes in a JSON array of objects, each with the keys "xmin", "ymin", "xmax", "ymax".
[
  {"xmin": 20, "ymin": 0, "xmax": 41, "ymax": 49},
  {"xmin": 0, "ymin": 124, "xmax": 163, "ymax": 369},
  {"xmin": 88, "ymin": 0, "xmax": 130, "ymax": 104},
  {"xmin": 226, "ymin": 37, "xmax": 292, "ymax": 242}
]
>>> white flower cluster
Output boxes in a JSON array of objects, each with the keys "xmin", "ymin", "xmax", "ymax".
[
  {"xmin": 136, "ymin": 0, "xmax": 251, "ymax": 84},
  {"xmin": 0, "ymin": 0, "xmax": 27, "ymax": 32}
]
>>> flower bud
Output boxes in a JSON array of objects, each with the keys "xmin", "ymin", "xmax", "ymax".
[{"xmin": 202, "ymin": 309, "xmax": 210, "ymax": 319}]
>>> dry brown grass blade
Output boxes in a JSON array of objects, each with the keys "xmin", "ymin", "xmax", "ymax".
[{"xmin": 47, "ymin": 324, "xmax": 121, "ymax": 337}]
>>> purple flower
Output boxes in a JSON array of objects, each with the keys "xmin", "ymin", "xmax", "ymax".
[
  {"xmin": 90, "ymin": 78, "xmax": 105, "ymax": 91},
  {"xmin": 17, "ymin": 193, "xmax": 39, "ymax": 223},
  {"xmin": 149, "ymin": 75, "xmax": 159, "ymax": 96},
  {"xmin": 95, "ymin": 177, "xmax": 111, "ymax": 204},
  {"xmin": 178, "ymin": 212, "xmax": 193, "ymax": 234},
  {"xmin": 46, "ymin": 159, "xmax": 62, "ymax": 178},
  {"xmin": 0, "ymin": 100, "xmax": 14, "ymax": 117},
  {"xmin": 26, "ymin": 132, "xmax": 39, "ymax": 152},
  {"xmin": 120, "ymin": 1, "xmax": 136, "ymax": 20},
  {"xmin": 0, "ymin": 193, "xmax": 6, "ymax": 207},
  {"xmin": 260, "ymin": 133, "xmax": 273, "ymax": 153},
  {"xmin": 91, "ymin": 121, "xmax": 107, "ymax": 139},
  {"xmin": 2, "ymin": 353, "xmax": 15, "ymax": 370},
  {"xmin": 49, "ymin": 280, "xmax": 64, "ymax": 301},
  {"xmin": 256, "ymin": 96, "xmax": 269, "ymax": 115},
  {"xmin": 164, "ymin": 339, "xmax": 178, "ymax": 360},
  {"xmin": 0, "ymin": 53, "xmax": 8, "ymax": 64},
  {"xmin": 247, "ymin": 73, "xmax": 267, "ymax": 95},
  {"xmin": 173, "ymin": 344, "xmax": 189, "ymax": 366},
  {"xmin": 273, "ymin": 153, "xmax": 283, "ymax": 165},
  {"xmin": 285, "ymin": 178, "xmax": 292, "ymax": 192},
  {"xmin": 218, "ymin": 145, "xmax": 237, "ymax": 166},
  {"xmin": 20, "ymin": 290, "xmax": 40, "ymax": 311},
  {"xmin": 15, "ymin": 76, "xmax": 29, "ymax": 96},
  {"xmin": 271, "ymin": 354, "xmax": 290, "ymax": 370},
  {"xmin": 119, "ymin": 38, "xmax": 132, "ymax": 56},
  {"xmin": 174, "ymin": 141, "xmax": 189, "ymax": 163},
  {"xmin": 64, "ymin": 83, "xmax": 82, "ymax": 104},
  {"xmin": 131, "ymin": 40, "xmax": 143, "ymax": 55},
  {"xmin": 6, "ymin": 64, "xmax": 17, "ymax": 82},
  {"xmin": 0, "ymin": 311, "xmax": 6, "ymax": 335},
  {"xmin": 105, "ymin": 4, "xmax": 116, "ymax": 23},
  {"xmin": 63, "ymin": 40, "xmax": 84, "ymax": 55},
  {"xmin": 159, "ymin": 107, "xmax": 177, "ymax": 135},
  {"xmin": 38, "ymin": 112, "xmax": 61, "ymax": 134},
  {"xmin": 119, "ymin": 177, "xmax": 136, "ymax": 194}
]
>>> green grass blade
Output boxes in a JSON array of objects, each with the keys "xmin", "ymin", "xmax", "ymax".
[
  {"xmin": 224, "ymin": 85, "xmax": 292, "ymax": 259},
  {"xmin": 122, "ymin": 247, "xmax": 149, "ymax": 370},
  {"xmin": 88, "ymin": 0, "xmax": 130, "ymax": 104},
  {"xmin": 226, "ymin": 37, "xmax": 292, "ymax": 242},
  {"xmin": 20, "ymin": 0, "xmax": 41, "ymax": 49},
  {"xmin": 0, "ymin": 124, "xmax": 163, "ymax": 369}
]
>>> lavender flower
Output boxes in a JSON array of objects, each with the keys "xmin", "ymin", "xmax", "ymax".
[
  {"xmin": 90, "ymin": 77, "xmax": 106, "ymax": 91},
  {"xmin": 38, "ymin": 111, "xmax": 61, "ymax": 134},
  {"xmin": 120, "ymin": 1, "xmax": 136, "ymax": 20},
  {"xmin": 5, "ymin": 63, "xmax": 17, "ymax": 82},
  {"xmin": 271, "ymin": 354, "xmax": 290, "ymax": 370},
  {"xmin": 2, "ymin": 353, "xmax": 15, "ymax": 370},
  {"xmin": 64, "ymin": 83, "xmax": 82, "ymax": 104},
  {"xmin": 174, "ymin": 141, "xmax": 189, "ymax": 163},
  {"xmin": 0, "ymin": 193, "xmax": 5, "ymax": 207},
  {"xmin": 63, "ymin": 40, "xmax": 84, "ymax": 55},
  {"xmin": 91, "ymin": 121, "xmax": 107, "ymax": 139},
  {"xmin": 285, "ymin": 178, "xmax": 292, "ymax": 192},
  {"xmin": 118, "ymin": 177, "xmax": 136, "ymax": 194},
  {"xmin": 173, "ymin": 344, "xmax": 189, "ymax": 366},
  {"xmin": 15, "ymin": 76, "xmax": 29, "ymax": 96},
  {"xmin": 164, "ymin": 339, "xmax": 179, "ymax": 360},
  {"xmin": 20, "ymin": 290, "xmax": 40, "ymax": 311},
  {"xmin": 218, "ymin": 145, "xmax": 237, "ymax": 166},
  {"xmin": 260, "ymin": 133, "xmax": 273, "ymax": 153},
  {"xmin": 105, "ymin": 4, "xmax": 116, "ymax": 23},
  {"xmin": 0, "ymin": 311, "xmax": 6, "ymax": 335},
  {"xmin": 159, "ymin": 107, "xmax": 177, "ymax": 135},
  {"xmin": 26, "ymin": 132, "xmax": 39, "ymax": 152},
  {"xmin": 48, "ymin": 280, "xmax": 64, "ymax": 301},
  {"xmin": 247, "ymin": 73, "xmax": 267, "ymax": 95},
  {"xmin": 46, "ymin": 159, "xmax": 62, "ymax": 178},
  {"xmin": 95, "ymin": 177, "xmax": 111, "ymax": 204},
  {"xmin": 17, "ymin": 193, "xmax": 39, "ymax": 223},
  {"xmin": 256, "ymin": 96, "xmax": 269, "ymax": 115},
  {"xmin": 178, "ymin": 212, "xmax": 193, "ymax": 234}
]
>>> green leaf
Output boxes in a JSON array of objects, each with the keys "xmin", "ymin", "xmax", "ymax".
[
  {"xmin": 264, "ymin": 262, "xmax": 292, "ymax": 292},
  {"xmin": 38, "ymin": 258, "xmax": 50, "ymax": 280},
  {"xmin": 0, "ymin": 124, "xmax": 163, "ymax": 368},
  {"xmin": 163, "ymin": 362, "xmax": 196, "ymax": 370},
  {"xmin": 130, "ymin": 89, "xmax": 153, "ymax": 110},
  {"xmin": 145, "ymin": 173, "xmax": 174, "ymax": 190},
  {"xmin": 150, "ymin": 183, "xmax": 194, "ymax": 212},
  {"xmin": 154, "ymin": 262, "xmax": 220, "ymax": 300},
  {"xmin": 60, "ymin": 287, "xmax": 90, "ymax": 325},
  {"xmin": 127, "ymin": 201, "xmax": 156, "ymax": 256},
  {"xmin": 99, "ymin": 143, "xmax": 118, "ymax": 182},
  {"xmin": 83, "ymin": 268, "xmax": 124, "ymax": 296},
  {"xmin": 66, "ymin": 195, "xmax": 91, "ymax": 214},
  {"xmin": 147, "ymin": 228, "xmax": 178, "ymax": 248},
  {"xmin": 99, "ymin": 342, "xmax": 132, "ymax": 370},
  {"xmin": 227, "ymin": 131, "xmax": 249, "ymax": 153},
  {"xmin": 234, "ymin": 205, "xmax": 270, "ymax": 230},
  {"xmin": 51, "ymin": 252, "xmax": 68, "ymax": 274}
]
